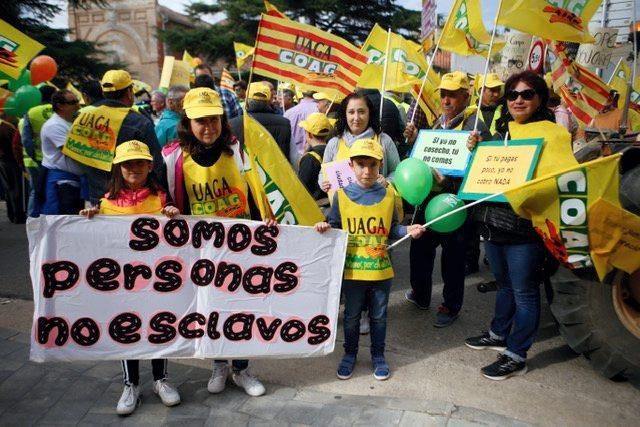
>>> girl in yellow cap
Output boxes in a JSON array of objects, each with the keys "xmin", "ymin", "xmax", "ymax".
[{"xmin": 79, "ymin": 139, "xmax": 181, "ymax": 415}]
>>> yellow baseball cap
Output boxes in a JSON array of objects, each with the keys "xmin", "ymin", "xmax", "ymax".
[
  {"xmin": 349, "ymin": 138, "xmax": 384, "ymax": 160},
  {"xmin": 313, "ymin": 92, "xmax": 330, "ymax": 101},
  {"xmin": 113, "ymin": 140, "xmax": 153, "ymax": 164},
  {"xmin": 248, "ymin": 82, "xmax": 272, "ymax": 101},
  {"xmin": 438, "ymin": 71, "xmax": 470, "ymax": 91},
  {"xmin": 183, "ymin": 87, "xmax": 224, "ymax": 119},
  {"xmin": 478, "ymin": 73, "xmax": 504, "ymax": 88},
  {"xmin": 299, "ymin": 112, "xmax": 333, "ymax": 137},
  {"xmin": 101, "ymin": 70, "xmax": 133, "ymax": 92}
]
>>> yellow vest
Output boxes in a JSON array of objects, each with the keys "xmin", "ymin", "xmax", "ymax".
[
  {"xmin": 99, "ymin": 193, "xmax": 163, "ymax": 215},
  {"xmin": 23, "ymin": 104, "xmax": 53, "ymax": 165},
  {"xmin": 183, "ymin": 151, "xmax": 250, "ymax": 218},
  {"xmin": 338, "ymin": 186, "xmax": 395, "ymax": 281}
]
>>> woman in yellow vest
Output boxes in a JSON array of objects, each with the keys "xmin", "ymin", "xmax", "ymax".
[
  {"xmin": 161, "ymin": 87, "xmax": 269, "ymax": 399},
  {"xmin": 79, "ymin": 139, "xmax": 181, "ymax": 415},
  {"xmin": 315, "ymin": 139, "xmax": 424, "ymax": 381}
]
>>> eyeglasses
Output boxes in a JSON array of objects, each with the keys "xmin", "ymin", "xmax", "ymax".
[
  {"xmin": 60, "ymin": 99, "xmax": 80, "ymax": 105},
  {"xmin": 505, "ymin": 89, "xmax": 536, "ymax": 101}
]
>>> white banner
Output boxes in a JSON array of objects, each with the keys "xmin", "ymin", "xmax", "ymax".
[
  {"xmin": 28, "ymin": 215, "xmax": 347, "ymax": 362},
  {"xmin": 576, "ymin": 27, "xmax": 619, "ymax": 69}
]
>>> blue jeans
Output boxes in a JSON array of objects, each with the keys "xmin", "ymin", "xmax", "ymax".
[
  {"xmin": 342, "ymin": 279, "xmax": 392, "ymax": 357},
  {"xmin": 484, "ymin": 240, "xmax": 544, "ymax": 361}
]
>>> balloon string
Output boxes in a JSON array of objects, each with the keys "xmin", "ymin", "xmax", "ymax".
[{"xmin": 389, "ymin": 190, "xmax": 506, "ymax": 250}]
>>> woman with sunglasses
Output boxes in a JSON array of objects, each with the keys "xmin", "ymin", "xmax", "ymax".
[{"xmin": 465, "ymin": 71, "xmax": 560, "ymax": 380}]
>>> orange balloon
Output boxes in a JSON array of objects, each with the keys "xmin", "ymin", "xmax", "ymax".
[{"xmin": 30, "ymin": 55, "xmax": 58, "ymax": 85}]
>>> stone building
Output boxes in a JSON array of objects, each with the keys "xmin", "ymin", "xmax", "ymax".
[{"xmin": 67, "ymin": 0, "xmax": 201, "ymax": 86}]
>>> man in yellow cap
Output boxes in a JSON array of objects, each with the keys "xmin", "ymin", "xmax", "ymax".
[
  {"xmin": 478, "ymin": 73, "xmax": 504, "ymax": 136},
  {"xmin": 403, "ymin": 71, "xmax": 492, "ymax": 328},
  {"xmin": 69, "ymin": 69, "xmax": 162, "ymax": 205},
  {"xmin": 297, "ymin": 112, "xmax": 333, "ymax": 203},
  {"xmin": 229, "ymin": 82, "xmax": 291, "ymax": 160}
]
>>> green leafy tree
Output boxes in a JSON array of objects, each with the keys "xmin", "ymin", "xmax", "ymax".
[
  {"xmin": 159, "ymin": 0, "xmax": 420, "ymax": 65},
  {"xmin": 0, "ymin": 0, "xmax": 122, "ymax": 85}
]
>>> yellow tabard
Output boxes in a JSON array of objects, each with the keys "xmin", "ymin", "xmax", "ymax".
[
  {"xmin": 183, "ymin": 152, "xmax": 250, "ymax": 218},
  {"xmin": 338, "ymin": 187, "xmax": 395, "ymax": 281},
  {"xmin": 99, "ymin": 194, "xmax": 163, "ymax": 215}
]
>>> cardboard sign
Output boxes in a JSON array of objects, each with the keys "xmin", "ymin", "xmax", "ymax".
[
  {"xmin": 159, "ymin": 56, "xmax": 191, "ymax": 89},
  {"xmin": 410, "ymin": 129, "xmax": 471, "ymax": 177},
  {"xmin": 576, "ymin": 28, "xmax": 618, "ymax": 69},
  {"xmin": 321, "ymin": 159, "xmax": 356, "ymax": 204},
  {"xmin": 458, "ymin": 138, "xmax": 543, "ymax": 202},
  {"xmin": 500, "ymin": 31, "xmax": 532, "ymax": 74},
  {"xmin": 28, "ymin": 216, "xmax": 347, "ymax": 362}
]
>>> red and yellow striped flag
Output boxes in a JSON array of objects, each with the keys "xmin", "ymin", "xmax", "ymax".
[
  {"xmin": 253, "ymin": 14, "xmax": 367, "ymax": 98},
  {"xmin": 220, "ymin": 68, "xmax": 235, "ymax": 91}
]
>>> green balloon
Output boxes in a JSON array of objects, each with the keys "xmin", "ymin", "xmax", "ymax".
[
  {"xmin": 8, "ymin": 69, "xmax": 31, "ymax": 92},
  {"xmin": 15, "ymin": 85, "xmax": 42, "ymax": 114},
  {"xmin": 3, "ymin": 96, "xmax": 20, "ymax": 116},
  {"xmin": 424, "ymin": 193, "xmax": 467, "ymax": 233},
  {"xmin": 393, "ymin": 158, "xmax": 433, "ymax": 206}
]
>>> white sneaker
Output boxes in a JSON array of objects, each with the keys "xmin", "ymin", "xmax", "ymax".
[
  {"xmin": 207, "ymin": 362, "xmax": 229, "ymax": 393},
  {"xmin": 116, "ymin": 384, "xmax": 140, "ymax": 415},
  {"xmin": 232, "ymin": 369, "xmax": 266, "ymax": 397},
  {"xmin": 360, "ymin": 314, "xmax": 370, "ymax": 335},
  {"xmin": 153, "ymin": 379, "xmax": 181, "ymax": 407}
]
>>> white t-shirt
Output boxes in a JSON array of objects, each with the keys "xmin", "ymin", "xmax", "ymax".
[{"xmin": 41, "ymin": 113, "xmax": 84, "ymax": 176}]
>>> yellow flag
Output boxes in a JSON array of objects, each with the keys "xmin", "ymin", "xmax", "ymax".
[
  {"xmin": 66, "ymin": 82, "xmax": 85, "ymax": 105},
  {"xmin": 440, "ymin": 0, "xmax": 505, "ymax": 57},
  {"xmin": 610, "ymin": 60, "xmax": 640, "ymax": 111},
  {"xmin": 498, "ymin": 0, "xmax": 599, "ymax": 44},
  {"xmin": 234, "ymin": 42, "xmax": 255, "ymax": 69},
  {"xmin": 264, "ymin": 0, "xmax": 288, "ymax": 19},
  {"xmin": 505, "ymin": 154, "xmax": 622, "ymax": 281},
  {"xmin": 182, "ymin": 50, "xmax": 200, "ymax": 68},
  {"xmin": 0, "ymin": 19, "xmax": 45, "ymax": 79},
  {"xmin": 243, "ymin": 114, "xmax": 325, "ymax": 225}
]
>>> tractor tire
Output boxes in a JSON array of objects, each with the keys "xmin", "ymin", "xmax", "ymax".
[{"xmin": 550, "ymin": 268, "xmax": 640, "ymax": 380}]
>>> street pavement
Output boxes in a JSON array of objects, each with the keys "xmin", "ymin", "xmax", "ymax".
[{"xmin": 0, "ymin": 203, "xmax": 639, "ymax": 426}]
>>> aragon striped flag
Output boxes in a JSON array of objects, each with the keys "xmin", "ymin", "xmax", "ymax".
[
  {"xmin": 264, "ymin": 0, "xmax": 288, "ymax": 19},
  {"xmin": 253, "ymin": 13, "xmax": 367, "ymax": 98},
  {"xmin": 220, "ymin": 68, "xmax": 235, "ymax": 91}
]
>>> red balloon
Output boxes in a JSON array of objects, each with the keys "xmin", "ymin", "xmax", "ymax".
[{"xmin": 30, "ymin": 55, "xmax": 58, "ymax": 85}]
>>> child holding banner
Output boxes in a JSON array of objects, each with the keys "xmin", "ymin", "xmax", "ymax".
[
  {"xmin": 79, "ymin": 139, "xmax": 181, "ymax": 415},
  {"xmin": 315, "ymin": 139, "xmax": 424, "ymax": 381}
]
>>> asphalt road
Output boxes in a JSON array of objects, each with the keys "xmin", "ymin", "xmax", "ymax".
[{"xmin": 1, "ymin": 202, "xmax": 639, "ymax": 426}]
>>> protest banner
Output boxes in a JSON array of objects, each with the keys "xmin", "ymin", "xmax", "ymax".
[
  {"xmin": 28, "ymin": 215, "xmax": 347, "ymax": 362},
  {"xmin": 410, "ymin": 129, "xmax": 471, "ymax": 177},
  {"xmin": 159, "ymin": 56, "xmax": 191, "ymax": 89},
  {"xmin": 321, "ymin": 159, "xmax": 356, "ymax": 204},
  {"xmin": 458, "ymin": 138, "xmax": 543, "ymax": 202},
  {"xmin": 576, "ymin": 27, "xmax": 618, "ymax": 69},
  {"xmin": 500, "ymin": 31, "xmax": 532, "ymax": 74}
]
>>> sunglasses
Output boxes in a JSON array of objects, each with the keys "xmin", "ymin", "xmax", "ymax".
[
  {"xmin": 61, "ymin": 99, "xmax": 80, "ymax": 105},
  {"xmin": 505, "ymin": 89, "xmax": 536, "ymax": 101}
]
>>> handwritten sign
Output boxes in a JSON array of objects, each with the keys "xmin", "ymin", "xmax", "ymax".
[
  {"xmin": 411, "ymin": 129, "xmax": 471, "ymax": 177},
  {"xmin": 159, "ymin": 56, "xmax": 191, "ymax": 89},
  {"xmin": 321, "ymin": 159, "xmax": 356, "ymax": 204},
  {"xmin": 576, "ymin": 28, "xmax": 618, "ymax": 69},
  {"xmin": 458, "ymin": 138, "xmax": 542, "ymax": 202},
  {"xmin": 27, "ymin": 216, "xmax": 347, "ymax": 362}
]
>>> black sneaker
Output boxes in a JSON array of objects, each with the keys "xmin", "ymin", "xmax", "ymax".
[
  {"xmin": 481, "ymin": 354, "xmax": 527, "ymax": 380},
  {"xmin": 465, "ymin": 332, "xmax": 507, "ymax": 351},
  {"xmin": 404, "ymin": 290, "xmax": 429, "ymax": 310}
]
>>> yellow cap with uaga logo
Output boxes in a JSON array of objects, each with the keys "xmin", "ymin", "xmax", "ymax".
[
  {"xmin": 183, "ymin": 88, "xmax": 224, "ymax": 119},
  {"xmin": 113, "ymin": 140, "xmax": 153, "ymax": 164}
]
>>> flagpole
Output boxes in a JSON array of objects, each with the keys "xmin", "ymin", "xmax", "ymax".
[
  {"xmin": 473, "ymin": 0, "xmax": 504, "ymax": 133},
  {"xmin": 388, "ymin": 190, "xmax": 506, "ymax": 249},
  {"xmin": 408, "ymin": 27, "xmax": 444, "ymax": 127},
  {"xmin": 325, "ymin": 94, "xmax": 337, "ymax": 117},
  {"xmin": 245, "ymin": 17, "xmax": 263, "ymax": 107},
  {"xmin": 379, "ymin": 28, "xmax": 392, "ymax": 123},
  {"xmin": 237, "ymin": 68, "xmax": 242, "ymax": 82}
]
